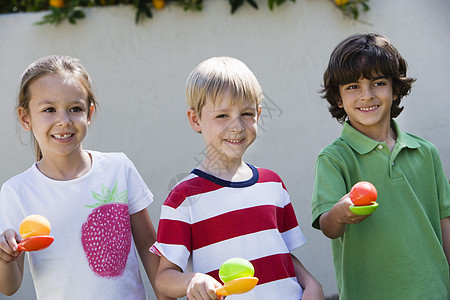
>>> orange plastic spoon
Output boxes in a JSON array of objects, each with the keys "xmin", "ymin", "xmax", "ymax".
[
  {"xmin": 17, "ymin": 236, "xmax": 54, "ymax": 252},
  {"xmin": 216, "ymin": 277, "xmax": 258, "ymax": 296}
]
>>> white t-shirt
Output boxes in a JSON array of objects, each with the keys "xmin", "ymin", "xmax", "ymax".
[{"xmin": 0, "ymin": 151, "xmax": 153, "ymax": 300}]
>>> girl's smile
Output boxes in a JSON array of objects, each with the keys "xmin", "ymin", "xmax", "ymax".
[
  {"xmin": 18, "ymin": 74, "xmax": 92, "ymax": 180},
  {"xmin": 51, "ymin": 133, "xmax": 75, "ymax": 142}
]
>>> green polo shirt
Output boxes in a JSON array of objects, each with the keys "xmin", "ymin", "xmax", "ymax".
[{"xmin": 311, "ymin": 120, "xmax": 450, "ymax": 299}]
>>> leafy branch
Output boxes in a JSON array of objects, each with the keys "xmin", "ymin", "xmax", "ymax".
[
  {"xmin": 332, "ymin": 0, "xmax": 370, "ymax": 20},
  {"xmin": 0, "ymin": 0, "xmax": 370, "ymax": 26}
]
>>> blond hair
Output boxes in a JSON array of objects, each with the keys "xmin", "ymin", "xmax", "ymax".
[{"xmin": 186, "ymin": 57, "xmax": 263, "ymax": 117}]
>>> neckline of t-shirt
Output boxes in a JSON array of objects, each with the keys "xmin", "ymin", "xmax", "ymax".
[
  {"xmin": 31, "ymin": 150, "xmax": 96, "ymax": 184},
  {"xmin": 191, "ymin": 164, "xmax": 259, "ymax": 188}
]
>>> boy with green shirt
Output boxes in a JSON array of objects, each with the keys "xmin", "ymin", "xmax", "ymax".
[{"xmin": 311, "ymin": 33, "xmax": 450, "ymax": 299}]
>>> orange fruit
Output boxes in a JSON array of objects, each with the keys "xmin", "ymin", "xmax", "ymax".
[
  {"xmin": 153, "ymin": 0, "xmax": 165, "ymax": 10},
  {"xmin": 19, "ymin": 215, "xmax": 51, "ymax": 238},
  {"xmin": 49, "ymin": 0, "xmax": 65, "ymax": 8},
  {"xmin": 335, "ymin": 0, "xmax": 350, "ymax": 6}
]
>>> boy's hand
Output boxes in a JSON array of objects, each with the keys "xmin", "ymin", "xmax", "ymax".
[
  {"xmin": 299, "ymin": 275, "xmax": 324, "ymax": 300},
  {"xmin": 0, "ymin": 229, "xmax": 22, "ymax": 264},
  {"xmin": 302, "ymin": 283, "xmax": 325, "ymax": 300},
  {"xmin": 187, "ymin": 273, "xmax": 223, "ymax": 300},
  {"xmin": 334, "ymin": 193, "xmax": 371, "ymax": 224},
  {"xmin": 319, "ymin": 193, "xmax": 371, "ymax": 239}
]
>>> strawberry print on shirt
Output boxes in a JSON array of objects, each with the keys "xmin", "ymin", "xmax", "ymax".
[{"xmin": 81, "ymin": 182, "xmax": 131, "ymax": 278}]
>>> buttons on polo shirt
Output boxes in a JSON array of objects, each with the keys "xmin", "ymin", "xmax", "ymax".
[{"xmin": 377, "ymin": 145, "xmax": 383, "ymax": 150}]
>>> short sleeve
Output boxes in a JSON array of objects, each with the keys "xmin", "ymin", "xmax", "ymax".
[
  {"xmin": 311, "ymin": 152, "xmax": 348, "ymax": 229},
  {"xmin": 0, "ymin": 182, "xmax": 23, "ymax": 232},
  {"xmin": 121, "ymin": 153, "xmax": 154, "ymax": 215},
  {"xmin": 280, "ymin": 199, "xmax": 306, "ymax": 251},
  {"xmin": 431, "ymin": 147, "xmax": 450, "ymax": 219},
  {"xmin": 151, "ymin": 189, "xmax": 192, "ymax": 271}
]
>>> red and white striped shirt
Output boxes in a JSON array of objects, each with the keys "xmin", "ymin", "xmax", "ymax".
[{"xmin": 151, "ymin": 165, "xmax": 305, "ymax": 299}]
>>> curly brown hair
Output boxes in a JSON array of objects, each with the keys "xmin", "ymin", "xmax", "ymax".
[{"xmin": 321, "ymin": 33, "xmax": 416, "ymax": 124}]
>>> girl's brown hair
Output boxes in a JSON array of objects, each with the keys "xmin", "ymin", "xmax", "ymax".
[{"xmin": 17, "ymin": 55, "xmax": 97, "ymax": 161}]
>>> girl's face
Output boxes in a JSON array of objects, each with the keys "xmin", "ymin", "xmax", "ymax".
[{"xmin": 18, "ymin": 74, "xmax": 91, "ymax": 161}]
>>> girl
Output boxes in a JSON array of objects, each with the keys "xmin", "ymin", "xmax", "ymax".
[{"xmin": 0, "ymin": 55, "xmax": 169, "ymax": 299}]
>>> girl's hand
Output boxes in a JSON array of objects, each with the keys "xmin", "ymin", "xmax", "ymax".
[
  {"xmin": 187, "ymin": 273, "xmax": 223, "ymax": 300},
  {"xmin": 0, "ymin": 229, "xmax": 22, "ymax": 264}
]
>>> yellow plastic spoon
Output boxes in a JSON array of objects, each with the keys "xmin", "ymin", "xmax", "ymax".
[{"xmin": 216, "ymin": 276, "xmax": 259, "ymax": 296}]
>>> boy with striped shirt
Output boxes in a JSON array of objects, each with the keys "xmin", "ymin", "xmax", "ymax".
[{"xmin": 151, "ymin": 57, "xmax": 323, "ymax": 300}]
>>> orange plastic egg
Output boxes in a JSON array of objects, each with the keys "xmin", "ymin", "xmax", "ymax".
[{"xmin": 19, "ymin": 215, "xmax": 51, "ymax": 239}]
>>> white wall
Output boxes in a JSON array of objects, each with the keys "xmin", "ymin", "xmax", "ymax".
[{"xmin": 1, "ymin": 0, "xmax": 449, "ymax": 298}]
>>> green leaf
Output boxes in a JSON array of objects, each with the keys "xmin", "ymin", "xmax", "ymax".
[
  {"xmin": 24, "ymin": 0, "xmax": 316, "ymax": 26},
  {"xmin": 351, "ymin": 6, "xmax": 359, "ymax": 19},
  {"xmin": 119, "ymin": 190, "xmax": 128, "ymax": 203},
  {"xmin": 86, "ymin": 182, "xmax": 128, "ymax": 208},
  {"xmin": 362, "ymin": 3, "xmax": 370, "ymax": 11},
  {"xmin": 34, "ymin": 18, "xmax": 51, "ymax": 25},
  {"xmin": 72, "ymin": 9, "xmax": 85, "ymax": 19},
  {"xmin": 145, "ymin": 7, "xmax": 152, "ymax": 18},
  {"xmin": 246, "ymin": 0, "xmax": 258, "ymax": 9},
  {"xmin": 230, "ymin": 0, "xmax": 244, "ymax": 14},
  {"xmin": 135, "ymin": 11, "xmax": 140, "ymax": 24}
]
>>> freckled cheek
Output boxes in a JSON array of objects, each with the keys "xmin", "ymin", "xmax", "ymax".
[
  {"xmin": 35, "ymin": 118, "xmax": 55, "ymax": 129},
  {"xmin": 243, "ymin": 118, "xmax": 257, "ymax": 127},
  {"xmin": 247, "ymin": 124, "xmax": 258, "ymax": 137},
  {"xmin": 75, "ymin": 116, "xmax": 91, "ymax": 126}
]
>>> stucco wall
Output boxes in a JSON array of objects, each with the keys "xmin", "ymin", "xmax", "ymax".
[{"xmin": 1, "ymin": 0, "xmax": 449, "ymax": 298}]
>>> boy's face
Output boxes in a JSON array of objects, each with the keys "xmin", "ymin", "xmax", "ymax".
[
  {"xmin": 338, "ymin": 77, "xmax": 397, "ymax": 134},
  {"xmin": 189, "ymin": 96, "xmax": 260, "ymax": 164}
]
